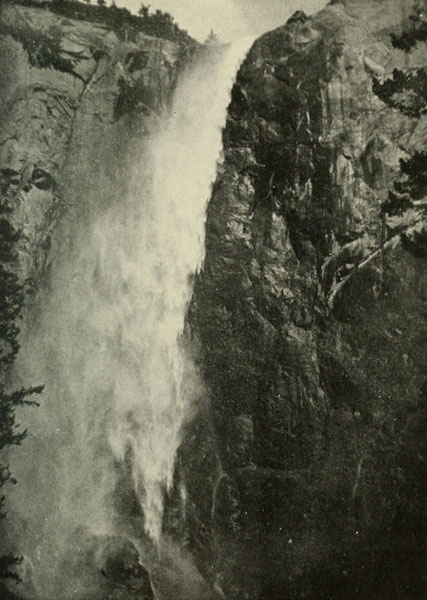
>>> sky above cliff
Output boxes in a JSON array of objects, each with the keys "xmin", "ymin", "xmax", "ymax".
[{"xmin": 116, "ymin": 0, "xmax": 327, "ymax": 41}]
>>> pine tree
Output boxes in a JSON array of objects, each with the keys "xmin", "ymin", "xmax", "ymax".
[
  {"xmin": 373, "ymin": 5, "xmax": 427, "ymax": 216},
  {"xmin": 0, "ymin": 189, "xmax": 43, "ymax": 581},
  {"xmin": 138, "ymin": 3, "xmax": 150, "ymax": 19},
  {"xmin": 204, "ymin": 28, "xmax": 220, "ymax": 46}
]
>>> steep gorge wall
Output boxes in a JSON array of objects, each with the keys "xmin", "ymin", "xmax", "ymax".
[{"xmin": 176, "ymin": 1, "xmax": 427, "ymax": 599}]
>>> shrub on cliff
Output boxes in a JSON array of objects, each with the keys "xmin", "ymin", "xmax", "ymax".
[
  {"xmin": 5, "ymin": 22, "xmax": 76, "ymax": 76},
  {"xmin": 371, "ymin": 6, "xmax": 427, "ymax": 583},
  {"xmin": 373, "ymin": 5, "xmax": 427, "ymax": 217},
  {"xmin": 3, "ymin": 0, "xmax": 195, "ymax": 47},
  {"xmin": 0, "ymin": 191, "xmax": 42, "ymax": 581}
]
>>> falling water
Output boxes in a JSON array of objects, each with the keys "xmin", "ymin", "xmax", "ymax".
[{"xmin": 4, "ymin": 37, "xmax": 254, "ymax": 599}]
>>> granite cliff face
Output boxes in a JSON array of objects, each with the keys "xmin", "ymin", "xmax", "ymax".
[
  {"xmin": 0, "ymin": 1, "xmax": 426, "ymax": 599},
  {"xmin": 0, "ymin": 0, "xmax": 185, "ymax": 289},
  {"xmin": 175, "ymin": 1, "xmax": 427, "ymax": 598}
]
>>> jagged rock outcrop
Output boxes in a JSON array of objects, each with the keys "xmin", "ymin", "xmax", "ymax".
[{"xmin": 175, "ymin": 1, "xmax": 427, "ymax": 598}]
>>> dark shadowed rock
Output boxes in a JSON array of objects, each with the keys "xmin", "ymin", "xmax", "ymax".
[
  {"xmin": 178, "ymin": 0, "xmax": 427, "ymax": 598},
  {"xmin": 93, "ymin": 537, "xmax": 154, "ymax": 599},
  {"xmin": 287, "ymin": 11, "xmax": 309, "ymax": 25}
]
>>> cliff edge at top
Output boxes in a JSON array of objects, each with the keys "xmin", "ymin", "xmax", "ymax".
[{"xmin": 0, "ymin": 0, "xmax": 193, "ymax": 289}]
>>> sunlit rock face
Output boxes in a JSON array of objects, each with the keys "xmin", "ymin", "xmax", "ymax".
[
  {"xmin": 178, "ymin": 1, "xmax": 427, "ymax": 598},
  {"xmin": 0, "ymin": 1, "xmax": 184, "ymax": 287}
]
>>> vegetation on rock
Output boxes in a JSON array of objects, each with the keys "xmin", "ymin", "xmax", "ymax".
[
  {"xmin": 1, "ymin": 0, "xmax": 195, "ymax": 47},
  {"xmin": 374, "ymin": 6, "xmax": 427, "ymax": 217},
  {"xmin": 204, "ymin": 29, "xmax": 221, "ymax": 46},
  {"xmin": 1, "ymin": 20, "xmax": 77, "ymax": 76},
  {"xmin": 0, "ymin": 189, "xmax": 43, "ymax": 582}
]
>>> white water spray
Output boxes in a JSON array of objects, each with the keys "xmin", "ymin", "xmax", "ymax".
[
  {"xmin": 4, "ymin": 38, "xmax": 253, "ymax": 598},
  {"xmin": 106, "ymin": 37, "xmax": 255, "ymax": 541}
]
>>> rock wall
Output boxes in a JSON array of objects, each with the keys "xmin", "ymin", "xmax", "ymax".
[
  {"xmin": 0, "ymin": 0, "xmax": 185, "ymax": 289},
  {"xmin": 175, "ymin": 1, "xmax": 427, "ymax": 598}
]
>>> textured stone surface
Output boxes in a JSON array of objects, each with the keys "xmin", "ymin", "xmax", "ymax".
[
  {"xmin": 174, "ymin": 1, "xmax": 427, "ymax": 598},
  {"xmin": 0, "ymin": 1, "xmax": 183, "ymax": 288}
]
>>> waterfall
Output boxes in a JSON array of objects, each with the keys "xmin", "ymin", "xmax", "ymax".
[{"xmin": 4, "ymin": 37, "xmax": 253, "ymax": 599}]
